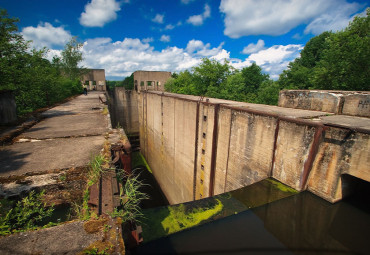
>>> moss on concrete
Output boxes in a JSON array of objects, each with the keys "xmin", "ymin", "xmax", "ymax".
[
  {"xmin": 266, "ymin": 178, "xmax": 298, "ymax": 194},
  {"xmin": 132, "ymin": 152, "xmax": 152, "ymax": 173},
  {"xmin": 161, "ymin": 199, "xmax": 223, "ymax": 235}
]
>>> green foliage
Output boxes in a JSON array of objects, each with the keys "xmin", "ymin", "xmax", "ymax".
[
  {"xmin": 165, "ymin": 58, "xmax": 278, "ymax": 105},
  {"xmin": 0, "ymin": 190, "xmax": 54, "ymax": 235},
  {"xmin": 61, "ymin": 37, "xmax": 84, "ymax": 80},
  {"xmin": 0, "ymin": 9, "xmax": 83, "ymax": 115},
  {"xmin": 279, "ymin": 9, "xmax": 369, "ymax": 91},
  {"xmin": 122, "ymin": 73, "xmax": 134, "ymax": 89},
  {"xmin": 111, "ymin": 171, "xmax": 149, "ymax": 223}
]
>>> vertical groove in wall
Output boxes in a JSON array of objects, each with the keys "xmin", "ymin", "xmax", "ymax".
[
  {"xmin": 300, "ymin": 125, "xmax": 326, "ymax": 190},
  {"xmin": 270, "ymin": 118, "xmax": 280, "ymax": 177},
  {"xmin": 223, "ymin": 110, "xmax": 234, "ymax": 193},
  {"xmin": 209, "ymin": 104, "xmax": 220, "ymax": 197},
  {"xmin": 192, "ymin": 98, "xmax": 201, "ymax": 200}
]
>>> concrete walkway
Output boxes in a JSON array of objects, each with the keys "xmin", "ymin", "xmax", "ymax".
[
  {"xmin": 0, "ymin": 91, "xmax": 109, "ymax": 178},
  {"xmin": 0, "ymin": 92, "xmax": 124, "ymax": 255}
]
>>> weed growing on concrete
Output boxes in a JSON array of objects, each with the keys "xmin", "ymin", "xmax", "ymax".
[
  {"xmin": 111, "ymin": 171, "xmax": 149, "ymax": 223},
  {"xmin": 102, "ymin": 107, "xmax": 109, "ymax": 115},
  {"xmin": 87, "ymin": 155, "xmax": 106, "ymax": 186},
  {"xmin": 0, "ymin": 190, "xmax": 54, "ymax": 235},
  {"xmin": 75, "ymin": 155, "xmax": 108, "ymax": 220}
]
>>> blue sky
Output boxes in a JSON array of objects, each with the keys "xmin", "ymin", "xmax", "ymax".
[{"xmin": 1, "ymin": 0, "xmax": 368, "ymax": 80}]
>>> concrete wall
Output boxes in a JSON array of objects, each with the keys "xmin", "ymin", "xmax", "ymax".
[
  {"xmin": 106, "ymin": 87, "xmax": 139, "ymax": 135},
  {"xmin": 278, "ymin": 90, "xmax": 370, "ymax": 117},
  {"xmin": 81, "ymin": 69, "xmax": 106, "ymax": 91},
  {"xmin": 133, "ymin": 71, "xmax": 171, "ymax": 92},
  {"xmin": 136, "ymin": 91, "xmax": 369, "ymax": 205},
  {"xmin": 0, "ymin": 90, "xmax": 17, "ymax": 124}
]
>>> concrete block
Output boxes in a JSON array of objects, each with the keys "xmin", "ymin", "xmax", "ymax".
[
  {"xmin": 342, "ymin": 94, "xmax": 370, "ymax": 117},
  {"xmin": 308, "ymin": 127, "xmax": 370, "ymax": 202},
  {"xmin": 278, "ymin": 90, "xmax": 342, "ymax": 113},
  {"xmin": 0, "ymin": 90, "xmax": 17, "ymax": 124},
  {"xmin": 273, "ymin": 120, "xmax": 316, "ymax": 191},
  {"xmin": 225, "ymin": 111, "xmax": 277, "ymax": 192}
]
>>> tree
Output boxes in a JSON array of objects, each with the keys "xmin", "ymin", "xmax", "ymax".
[
  {"xmin": 240, "ymin": 63, "xmax": 269, "ymax": 93},
  {"xmin": 122, "ymin": 73, "xmax": 134, "ymax": 89},
  {"xmin": 192, "ymin": 58, "xmax": 234, "ymax": 96},
  {"xmin": 279, "ymin": 9, "xmax": 369, "ymax": 91},
  {"xmin": 311, "ymin": 9, "xmax": 369, "ymax": 91},
  {"xmin": 0, "ymin": 9, "xmax": 29, "ymax": 91},
  {"xmin": 61, "ymin": 37, "xmax": 84, "ymax": 80}
]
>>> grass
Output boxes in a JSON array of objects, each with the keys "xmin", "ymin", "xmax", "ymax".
[
  {"xmin": 0, "ymin": 190, "xmax": 55, "ymax": 236},
  {"xmin": 111, "ymin": 170, "xmax": 149, "ymax": 223}
]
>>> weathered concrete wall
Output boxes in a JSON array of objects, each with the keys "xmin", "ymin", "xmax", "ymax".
[
  {"xmin": 134, "ymin": 71, "xmax": 171, "ymax": 92},
  {"xmin": 106, "ymin": 87, "xmax": 139, "ymax": 134},
  {"xmin": 342, "ymin": 94, "xmax": 370, "ymax": 117},
  {"xmin": 308, "ymin": 127, "xmax": 370, "ymax": 202},
  {"xmin": 81, "ymin": 69, "xmax": 106, "ymax": 91},
  {"xmin": 0, "ymin": 90, "xmax": 17, "ymax": 124},
  {"xmin": 135, "ymin": 91, "xmax": 369, "ymax": 205},
  {"xmin": 279, "ymin": 90, "xmax": 370, "ymax": 117}
]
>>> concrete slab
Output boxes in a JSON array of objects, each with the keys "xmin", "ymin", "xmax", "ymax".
[
  {"xmin": 0, "ymin": 221, "xmax": 102, "ymax": 255},
  {"xmin": 41, "ymin": 91, "xmax": 106, "ymax": 117},
  {"xmin": 0, "ymin": 136, "xmax": 105, "ymax": 177},
  {"xmin": 20, "ymin": 112, "xmax": 108, "ymax": 139},
  {"xmin": 319, "ymin": 115, "xmax": 370, "ymax": 132}
]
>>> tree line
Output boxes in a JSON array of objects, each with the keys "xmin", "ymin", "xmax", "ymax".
[
  {"xmin": 0, "ymin": 9, "xmax": 84, "ymax": 116},
  {"xmin": 164, "ymin": 8, "xmax": 369, "ymax": 105}
]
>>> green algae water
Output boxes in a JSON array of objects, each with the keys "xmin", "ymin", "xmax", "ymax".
[
  {"xmin": 139, "ymin": 178, "xmax": 298, "ymax": 243},
  {"xmin": 135, "ymin": 191, "xmax": 370, "ymax": 255}
]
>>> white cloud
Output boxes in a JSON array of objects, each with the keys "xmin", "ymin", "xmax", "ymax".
[
  {"xmin": 152, "ymin": 14, "xmax": 164, "ymax": 24},
  {"xmin": 142, "ymin": 37, "xmax": 154, "ymax": 43},
  {"xmin": 304, "ymin": 3, "xmax": 363, "ymax": 34},
  {"xmin": 181, "ymin": 0, "xmax": 195, "ymax": 4},
  {"xmin": 78, "ymin": 35, "xmax": 302, "ymax": 80},
  {"xmin": 21, "ymin": 22, "xmax": 72, "ymax": 49},
  {"xmin": 160, "ymin": 35, "xmax": 171, "ymax": 42},
  {"xmin": 165, "ymin": 24, "xmax": 175, "ymax": 30},
  {"xmin": 187, "ymin": 4, "xmax": 211, "ymax": 26},
  {"xmin": 231, "ymin": 44, "xmax": 303, "ymax": 79},
  {"xmin": 80, "ymin": 37, "xmax": 228, "ymax": 78},
  {"xmin": 79, "ymin": 0, "xmax": 121, "ymax": 27},
  {"xmin": 220, "ymin": 0, "xmax": 364, "ymax": 38},
  {"xmin": 242, "ymin": 39, "xmax": 265, "ymax": 54}
]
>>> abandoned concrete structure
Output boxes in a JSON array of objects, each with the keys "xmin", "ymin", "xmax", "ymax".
[
  {"xmin": 0, "ymin": 90, "xmax": 17, "ymax": 124},
  {"xmin": 110, "ymin": 88, "xmax": 368, "ymax": 205},
  {"xmin": 133, "ymin": 71, "xmax": 171, "ymax": 92},
  {"xmin": 81, "ymin": 69, "xmax": 106, "ymax": 91}
]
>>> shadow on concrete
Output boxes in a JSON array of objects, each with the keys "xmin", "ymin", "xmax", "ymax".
[{"xmin": 0, "ymin": 149, "xmax": 30, "ymax": 177}]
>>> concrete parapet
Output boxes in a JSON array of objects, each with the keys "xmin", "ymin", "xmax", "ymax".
[{"xmin": 279, "ymin": 90, "xmax": 370, "ymax": 117}]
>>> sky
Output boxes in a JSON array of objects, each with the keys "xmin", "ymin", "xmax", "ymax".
[{"xmin": 1, "ymin": 0, "xmax": 368, "ymax": 80}]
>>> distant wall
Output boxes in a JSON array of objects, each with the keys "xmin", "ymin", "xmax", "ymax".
[
  {"xmin": 0, "ymin": 90, "xmax": 17, "ymax": 124},
  {"xmin": 134, "ymin": 71, "xmax": 171, "ymax": 92},
  {"xmin": 279, "ymin": 90, "xmax": 370, "ymax": 117},
  {"xmin": 137, "ymin": 91, "xmax": 369, "ymax": 204},
  {"xmin": 106, "ymin": 87, "xmax": 139, "ymax": 135},
  {"xmin": 81, "ymin": 69, "xmax": 106, "ymax": 91}
]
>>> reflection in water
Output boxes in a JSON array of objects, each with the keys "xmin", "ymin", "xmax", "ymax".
[
  {"xmin": 135, "ymin": 192, "xmax": 370, "ymax": 255},
  {"xmin": 140, "ymin": 178, "xmax": 297, "ymax": 243}
]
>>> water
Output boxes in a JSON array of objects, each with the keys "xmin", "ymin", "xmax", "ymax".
[{"xmin": 134, "ymin": 191, "xmax": 370, "ymax": 255}]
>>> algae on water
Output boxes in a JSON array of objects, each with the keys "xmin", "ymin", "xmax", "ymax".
[{"xmin": 161, "ymin": 199, "xmax": 223, "ymax": 235}]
